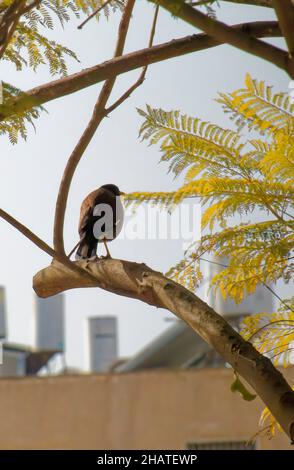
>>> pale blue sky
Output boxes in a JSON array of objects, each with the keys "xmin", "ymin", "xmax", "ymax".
[{"xmin": 0, "ymin": 2, "xmax": 292, "ymax": 370}]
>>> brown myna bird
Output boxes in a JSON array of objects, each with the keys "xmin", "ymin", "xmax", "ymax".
[{"xmin": 74, "ymin": 184, "xmax": 125, "ymax": 260}]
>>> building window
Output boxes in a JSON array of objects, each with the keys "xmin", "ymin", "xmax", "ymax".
[{"xmin": 187, "ymin": 441, "xmax": 256, "ymax": 450}]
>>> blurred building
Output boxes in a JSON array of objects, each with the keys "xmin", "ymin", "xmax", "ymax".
[
  {"xmin": 0, "ymin": 291, "xmax": 64, "ymax": 377},
  {"xmin": 34, "ymin": 294, "xmax": 64, "ymax": 352},
  {"xmin": 0, "ymin": 286, "xmax": 7, "ymax": 339},
  {"xmin": 0, "ymin": 368, "xmax": 292, "ymax": 450},
  {"xmin": 88, "ymin": 316, "xmax": 118, "ymax": 373}
]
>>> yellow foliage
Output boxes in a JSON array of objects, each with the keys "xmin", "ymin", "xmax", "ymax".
[
  {"xmin": 1, "ymin": 0, "xmax": 125, "ymax": 143},
  {"xmin": 240, "ymin": 300, "xmax": 294, "ymax": 367},
  {"xmin": 217, "ymin": 73, "xmax": 294, "ymax": 134},
  {"xmin": 125, "ymin": 76, "xmax": 294, "ymax": 309},
  {"xmin": 257, "ymin": 384, "xmax": 294, "ymax": 439}
]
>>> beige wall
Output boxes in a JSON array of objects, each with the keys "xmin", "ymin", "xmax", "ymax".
[{"xmin": 0, "ymin": 368, "xmax": 293, "ymax": 450}]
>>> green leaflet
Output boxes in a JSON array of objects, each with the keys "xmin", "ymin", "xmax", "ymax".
[{"xmin": 231, "ymin": 373, "xmax": 257, "ymax": 402}]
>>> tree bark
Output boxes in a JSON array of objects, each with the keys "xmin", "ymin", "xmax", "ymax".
[
  {"xmin": 272, "ymin": 0, "xmax": 294, "ymax": 57},
  {"xmin": 0, "ymin": 21, "xmax": 281, "ymax": 121},
  {"xmin": 153, "ymin": 0, "xmax": 292, "ymax": 76}
]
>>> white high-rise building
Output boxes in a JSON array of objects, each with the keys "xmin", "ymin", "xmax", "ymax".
[
  {"xmin": 34, "ymin": 294, "xmax": 64, "ymax": 351},
  {"xmin": 88, "ymin": 317, "xmax": 118, "ymax": 372}
]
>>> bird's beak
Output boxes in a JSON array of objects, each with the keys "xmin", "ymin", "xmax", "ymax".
[{"xmin": 119, "ymin": 191, "xmax": 126, "ymax": 196}]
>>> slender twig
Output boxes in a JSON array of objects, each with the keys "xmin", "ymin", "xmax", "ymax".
[
  {"xmin": 248, "ymin": 424, "xmax": 275, "ymax": 447},
  {"xmin": 189, "ymin": 0, "xmax": 273, "ymax": 5},
  {"xmin": 199, "ymin": 256, "xmax": 289, "ymax": 271},
  {"xmin": 53, "ymin": 0, "xmax": 136, "ymax": 255},
  {"xmin": 0, "ymin": 21, "xmax": 281, "ymax": 121},
  {"xmin": 198, "ymin": 256, "xmax": 294, "ymax": 312},
  {"xmin": 259, "ymin": 192, "xmax": 294, "ymax": 230},
  {"xmin": 106, "ymin": 5, "xmax": 159, "ymax": 114},
  {"xmin": 172, "ymin": 246, "xmax": 292, "ymax": 282},
  {"xmin": 174, "ymin": 252, "xmax": 293, "ymax": 314},
  {"xmin": 256, "ymin": 329, "xmax": 294, "ymax": 346},
  {"xmin": 67, "ymin": 238, "xmax": 83, "ymax": 259},
  {"xmin": 263, "ymin": 339, "xmax": 294, "ymax": 357},
  {"xmin": 0, "ymin": 207, "xmax": 55, "ymax": 257},
  {"xmin": 262, "ymin": 282, "xmax": 294, "ymax": 313},
  {"xmin": 269, "ymin": 347, "xmax": 294, "ymax": 361},
  {"xmin": 250, "ymin": 320, "xmax": 294, "ymax": 341},
  {"xmin": 77, "ymin": 0, "xmax": 113, "ymax": 30}
]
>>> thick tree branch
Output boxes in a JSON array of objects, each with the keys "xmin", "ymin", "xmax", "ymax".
[
  {"xmin": 0, "ymin": 0, "xmax": 26, "ymax": 54},
  {"xmin": 0, "ymin": 21, "xmax": 281, "ymax": 121},
  {"xmin": 153, "ymin": 0, "xmax": 293, "ymax": 76},
  {"xmin": 33, "ymin": 257, "xmax": 294, "ymax": 442},
  {"xmin": 53, "ymin": 0, "xmax": 136, "ymax": 255},
  {"xmin": 272, "ymin": 0, "xmax": 294, "ymax": 57}
]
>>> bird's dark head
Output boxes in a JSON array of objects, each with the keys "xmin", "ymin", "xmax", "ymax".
[{"xmin": 101, "ymin": 184, "xmax": 125, "ymax": 196}]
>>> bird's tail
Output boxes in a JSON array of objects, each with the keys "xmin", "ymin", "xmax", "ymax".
[{"xmin": 75, "ymin": 239, "xmax": 97, "ymax": 260}]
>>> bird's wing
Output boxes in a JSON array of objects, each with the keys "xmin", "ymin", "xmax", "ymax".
[
  {"xmin": 78, "ymin": 188, "xmax": 100, "ymax": 236},
  {"xmin": 78, "ymin": 188, "xmax": 117, "ymax": 237}
]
